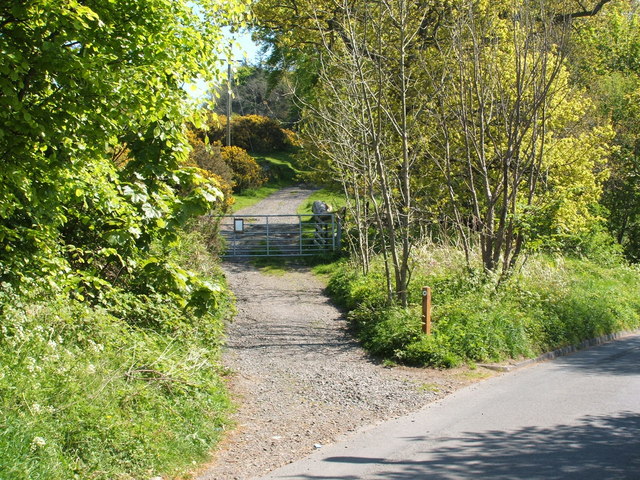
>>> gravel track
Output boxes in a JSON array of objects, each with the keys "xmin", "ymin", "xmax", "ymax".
[{"xmin": 196, "ymin": 186, "xmax": 484, "ymax": 480}]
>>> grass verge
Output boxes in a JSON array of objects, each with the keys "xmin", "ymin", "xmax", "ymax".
[
  {"xmin": 231, "ymin": 181, "xmax": 290, "ymax": 212},
  {"xmin": 0, "ymin": 230, "xmax": 233, "ymax": 479},
  {"xmin": 296, "ymin": 188, "xmax": 346, "ymax": 215},
  {"xmin": 322, "ymin": 248, "xmax": 640, "ymax": 368}
]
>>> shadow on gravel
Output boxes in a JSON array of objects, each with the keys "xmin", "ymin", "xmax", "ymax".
[
  {"xmin": 289, "ymin": 412, "xmax": 640, "ymax": 480},
  {"xmin": 228, "ymin": 321, "xmax": 360, "ymax": 356},
  {"xmin": 223, "ymin": 259, "xmax": 314, "ymax": 273}
]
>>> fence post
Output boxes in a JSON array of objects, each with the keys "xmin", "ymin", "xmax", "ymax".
[
  {"xmin": 331, "ymin": 214, "xmax": 335, "ymax": 251},
  {"xmin": 422, "ymin": 286, "xmax": 431, "ymax": 335}
]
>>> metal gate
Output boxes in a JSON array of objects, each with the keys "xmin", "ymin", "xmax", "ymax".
[{"xmin": 214, "ymin": 213, "xmax": 341, "ymax": 257}]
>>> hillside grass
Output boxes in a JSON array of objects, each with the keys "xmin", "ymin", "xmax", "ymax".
[
  {"xmin": 296, "ymin": 188, "xmax": 347, "ymax": 215},
  {"xmin": 0, "ymin": 230, "xmax": 234, "ymax": 480},
  {"xmin": 231, "ymin": 152, "xmax": 301, "ymax": 212},
  {"xmin": 319, "ymin": 247, "xmax": 640, "ymax": 368}
]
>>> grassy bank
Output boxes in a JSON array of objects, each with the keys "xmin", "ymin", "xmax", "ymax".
[
  {"xmin": 296, "ymin": 188, "xmax": 347, "ymax": 215},
  {"xmin": 232, "ymin": 152, "xmax": 301, "ymax": 212},
  {"xmin": 320, "ymin": 247, "xmax": 640, "ymax": 367},
  {"xmin": 0, "ymin": 231, "xmax": 233, "ymax": 479}
]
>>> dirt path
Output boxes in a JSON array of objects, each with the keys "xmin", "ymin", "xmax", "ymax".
[{"xmin": 196, "ymin": 186, "xmax": 489, "ymax": 480}]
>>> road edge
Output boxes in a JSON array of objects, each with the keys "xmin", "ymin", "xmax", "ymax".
[{"xmin": 479, "ymin": 328, "xmax": 640, "ymax": 372}]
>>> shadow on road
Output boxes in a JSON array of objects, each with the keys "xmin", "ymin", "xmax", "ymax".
[
  {"xmin": 286, "ymin": 412, "xmax": 640, "ymax": 480},
  {"xmin": 550, "ymin": 334, "xmax": 640, "ymax": 377}
]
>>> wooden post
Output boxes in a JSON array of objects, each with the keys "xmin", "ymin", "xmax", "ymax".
[{"xmin": 422, "ymin": 286, "xmax": 431, "ymax": 335}]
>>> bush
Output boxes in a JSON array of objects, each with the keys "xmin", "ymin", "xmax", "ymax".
[
  {"xmin": 187, "ymin": 131, "xmax": 234, "ymax": 188},
  {"xmin": 184, "ymin": 135, "xmax": 235, "ymax": 214},
  {"xmin": 401, "ymin": 337, "xmax": 462, "ymax": 368},
  {"xmin": 230, "ymin": 114, "xmax": 288, "ymax": 152},
  {"xmin": 221, "ymin": 145, "xmax": 267, "ymax": 192},
  {"xmin": 204, "ymin": 114, "xmax": 297, "ymax": 153},
  {"xmin": 0, "ymin": 291, "xmax": 231, "ymax": 480}
]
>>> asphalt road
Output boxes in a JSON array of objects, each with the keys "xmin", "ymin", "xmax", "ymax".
[{"xmin": 257, "ymin": 333, "xmax": 640, "ymax": 480}]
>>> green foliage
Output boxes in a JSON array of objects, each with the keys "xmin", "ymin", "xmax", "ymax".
[
  {"xmin": 0, "ymin": 0, "xmax": 247, "ymax": 294},
  {"xmin": 255, "ymin": 151, "xmax": 301, "ymax": 183},
  {"xmin": 327, "ymin": 263, "xmax": 387, "ymax": 311},
  {"xmin": 0, "ymin": 293, "xmax": 230, "ymax": 479},
  {"xmin": 221, "ymin": 145, "xmax": 267, "ymax": 192},
  {"xmin": 324, "ymin": 250, "xmax": 640, "ymax": 368},
  {"xmin": 0, "ymin": 2, "xmax": 249, "ymax": 475},
  {"xmin": 255, "ymin": 0, "xmax": 618, "ymax": 284},
  {"xmin": 571, "ymin": 1, "xmax": 640, "ymax": 261},
  {"xmin": 0, "ymin": 231, "xmax": 235, "ymax": 479}
]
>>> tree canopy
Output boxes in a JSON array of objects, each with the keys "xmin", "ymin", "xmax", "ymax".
[
  {"xmin": 0, "ymin": 0, "xmax": 248, "ymax": 301},
  {"xmin": 253, "ymin": 0, "xmax": 628, "ymax": 302},
  {"xmin": 570, "ymin": 0, "xmax": 640, "ymax": 261}
]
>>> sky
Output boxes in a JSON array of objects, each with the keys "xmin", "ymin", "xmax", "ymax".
[
  {"xmin": 186, "ymin": 29, "xmax": 262, "ymax": 100},
  {"xmin": 233, "ymin": 29, "xmax": 262, "ymax": 63}
]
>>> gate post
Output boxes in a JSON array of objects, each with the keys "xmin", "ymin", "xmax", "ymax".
[{"xmin": 266, "ymin": 216, "xmax": 270, "ymax": 255}]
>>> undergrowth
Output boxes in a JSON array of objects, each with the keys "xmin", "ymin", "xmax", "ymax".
[
  {"xmin": 0, "ymin": 230, "xmax": 233, "ymax": 479},
  {"xmin": 321, "ymin": 247, "xmax": 640, "ymax": 368}
]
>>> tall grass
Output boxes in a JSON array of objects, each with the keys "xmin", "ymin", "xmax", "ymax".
[{"xmin": 324, "ymin": 246, "xmax": 640, "ymax": 367}]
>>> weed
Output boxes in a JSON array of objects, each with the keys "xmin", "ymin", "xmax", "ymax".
[
  {"xmin": 456, "ymin": 369, "xmax": 495, "ymax": 381},
  {"xmin": 417, "ymin": 382, "xmax": 441, "ymax": 393}
]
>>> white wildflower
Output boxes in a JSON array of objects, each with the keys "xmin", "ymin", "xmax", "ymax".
[
  {"xmin": 47, "ymin": 339, "xmax": 57, "ymax": 349},
  {"xmin": 25, "ymin": 357, "xmax": 36, "ymax": 373},
  {"xmin": 32, "ymin": 403, "xmax": 42, "ymax": 414},
  {"xmin": 86, "ymin": 364, "xmax": 96, "ymax": 374},
  {"xmin": 87, "ymin": 340, "xmax": 104, "ymax": 352},
  {"xmin": 31, "ymin": 436, "xmax": 46, "ymax": 450}
]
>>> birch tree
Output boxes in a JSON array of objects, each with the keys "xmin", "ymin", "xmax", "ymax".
[{"xmin": 300, "ymin": 0, "xmax": 430, "ymax": 305}]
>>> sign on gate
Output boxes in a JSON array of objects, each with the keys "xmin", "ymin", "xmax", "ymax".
[{"xmin": 212, "ymin": 213, "xmax": 342, "ymax": 257}]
